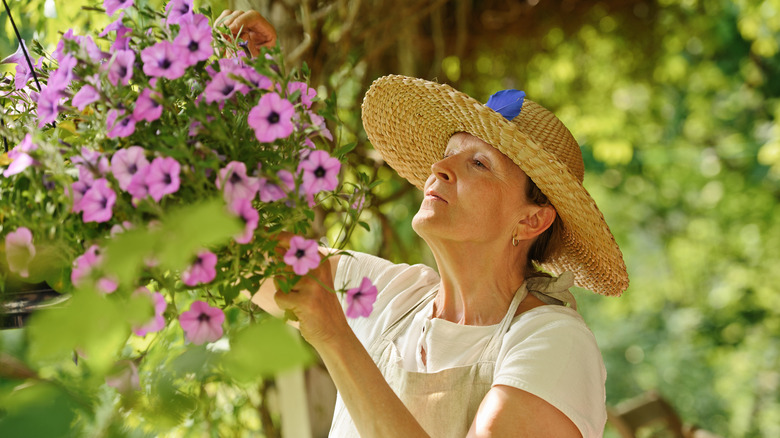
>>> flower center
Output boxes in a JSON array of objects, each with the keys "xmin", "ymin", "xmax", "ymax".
[
  {"xmin": 295, "ymin": 249, "xmax": 305, "ymax": 259},
  {"xmin": 229, "ymin": 172, "xmax": 243, "ymax": 185},
  {"xmin": 159, "ymin": 58, "xmax": 172, "ymax": 69},
  {"xmin": 118, "ymin": 65, "xmax": 127, "ymax": 77},
  {"xmin": 128, "ymin": 164, "xmax": 138, "ymax": 174},
  {"xmin": 267, "ymin": 111, "xmax": 280, "ymax": 124},
  {"xmin": 221, "ymin": 83, "xmax": 235, "ymax": 96},
  {"xmin": 197, "ymin": 313, "xmax": 210, "ymax": 322},
  {"xmin": 163, "ymin": 173, "xmax": 172, "ymax": 185},
  {"xmin": 314, "ymin": 166, "xmax": 326, "ymax": 178},
  {"xmin": 188, "ymin": 41, "xmax": 199, "ymax": 53}
]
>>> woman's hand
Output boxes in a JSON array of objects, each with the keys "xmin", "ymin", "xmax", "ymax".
[{"xmin": 215, "ymin": 10, "xmax": 277, "ymax": 57}]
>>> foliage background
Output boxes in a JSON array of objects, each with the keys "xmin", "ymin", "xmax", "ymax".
[{"xmin": 2, "ymin": 0, "xmax": 780, "ymax": 437}]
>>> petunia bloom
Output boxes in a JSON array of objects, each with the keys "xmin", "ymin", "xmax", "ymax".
[
  {"xmin": 72, "ymin": 85, "xmax": 101, "ymax": 112},
  {"xmin": 228, "ymin": 197, "xmax": 259, "ymax": 244},
  {"xmin": 71, "ymin": 245, "xmax": 118, "ymax": 293},
  {"xmin": 181, "ymin": 250, "xmax": 218, "ymax": 286},
  {"xmin": 133, "ymin": 88, "xmax": 163, "ymax": 122},
  {"xmin": 165, "ymin": 0, "xmax": 194, "ymax": 25},
  {"xmin": 345, "ymin": 277, "xmax": 378, "ymax": 318},
  {"xmin": 283, "ymin": 236, "xmax": 320, "ymax": 276},
  {"xmin": 3, "ymin": 134, "xmax": 38, "ymax": 177},
  {"xmin": 178, "ymin": 300, "xmax": 224, "ymax": 345},
  {"xmin": 174, "ymin": 20, "xmax": 213, "ymax": 66},
  {"xmin": 111, "ymin": 146, "xmax": 149, "ymax": 191},
  {"xmin": 247, "ymin": 92, "xmax": 295, "ymax": 143},
  {"xmin": 37, "ymin": 86, "xmax": 65, "ymax": 128},
  {"xmin": 5, "ymin": 227, "xmax": 35, "ymax": 278},
  {"xmin": 106, "ymin": 50, "xmax": 135, "ymax": 86},
  {"xmin": 145, "ymin": 156, "xmax": 180, "ymax": 202},
  {"xmin": 204, "ymin": 72, "xmax": 246, "ymax": 103},
  {"xmin": 259, "ymin": 169, "xmax": 294, "ymax": 202},
  {"xmin": 80, "ymin": 178, "xmax": 116, "ymax": 223},
  {"xmin": 141, "ymin": 41, "xmax": 187, "ymax": 80},
  {"xmin": 216, "ymin": 161, "xmax": 259, "ymax": 202},
  {"xmin": 126, "ymin": 164, "xmax": 152, "ymax": 202},
  {"xmin": 288, "ymin": 81, "xmax": 317, "ymax": 108},
  {"xmin": 133, "ymin": 288, "xmax": 167, "ymax": 336},
  {"xmin": 299, "ymin": 150, "xmax": 341, "ymax": 197},
  {"xmin": 106, "ymin": 109, "xmax": 136, "ymax": 138},
  {"xmin": 104, "ymin": 0, "xmax": 134, "ymax": 17},
  {"xmin": 47, "ymin": 54, "xmax": 77, "ymax": 92}
]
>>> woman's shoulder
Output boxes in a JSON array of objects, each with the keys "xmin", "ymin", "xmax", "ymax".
[{"xmin": 335, "ymin": 250, "xmax": 439, "ymax": 293}]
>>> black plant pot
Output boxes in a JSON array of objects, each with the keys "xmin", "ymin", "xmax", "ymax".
[{"xmin": 1, "ymin": 281, "xmax": 69, "ymax": 329}]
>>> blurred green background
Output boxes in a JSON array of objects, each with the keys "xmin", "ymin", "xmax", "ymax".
[{"xmin": 3, "ymin": 0, "xmax": 779, "ymax": 436}]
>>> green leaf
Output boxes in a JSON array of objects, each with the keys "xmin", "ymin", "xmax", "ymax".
[
  {"xmin": 103, "ymin": 227, "xmax": 160, "ymax": 288},
  {"xmin": 0, "ymin": 382, "xmax": 78, "ymax": 438},
  {"xmin": 335, "ymin": 142, "xmax": 357, "ymax": 158},
  {"xmin": 358, "ymin": 221, "xmax": 371, "ymax": 232},
  {"xmin": 222, "ymin": 318, "xmax": 312, "ymax": 382}
]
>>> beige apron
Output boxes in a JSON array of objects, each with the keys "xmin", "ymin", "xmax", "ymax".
[{"xmin": 329, "ymin": 284, "xmax": 529, "ymax": 437}]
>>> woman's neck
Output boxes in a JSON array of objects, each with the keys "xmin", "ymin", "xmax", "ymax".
[{"xmin": 428, "ymin": 239, "xmax": 528, "ymax": 326}]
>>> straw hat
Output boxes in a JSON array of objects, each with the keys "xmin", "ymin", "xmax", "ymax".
[{"xmin": 361, "ymin": 75, "xmax": 628, "ymax": 296}]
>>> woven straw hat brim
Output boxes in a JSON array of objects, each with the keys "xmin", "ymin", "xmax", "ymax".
[{"xmin": 361, "ymin": 75, "xmax": 628, "ymax": 296}]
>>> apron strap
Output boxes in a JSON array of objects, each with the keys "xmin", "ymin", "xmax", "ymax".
[
  {"xmin": 367, "ymin": 286, "xmax": 439, "ymax": 354},
  {"xmin": 476, "ymin": 283, "xmax": 528, "ymax": 361}
]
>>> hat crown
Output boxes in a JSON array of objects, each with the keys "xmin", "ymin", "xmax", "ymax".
[{"xmin": 509, "ymin": 99, "xmax": 585, "ymax": 183}]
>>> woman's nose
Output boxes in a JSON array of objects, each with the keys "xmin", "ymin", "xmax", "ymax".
[{"xmin": 431, "ymin": 157, "xmax": 454, "ymax": 182}]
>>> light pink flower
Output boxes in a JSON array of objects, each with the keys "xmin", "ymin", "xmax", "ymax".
[
  {"xmin": 72, "ymin": 85, "xmax": 101, "ymax": 112},
  {"xmin": 48, "ymin": 54, "xmax": 77, "ymax": 92},
  {"xmin": 5, "ymin": 227, "xmax": 35, "ymax": 278},
  {"xmin": 145, "ymin": 157, "xmax": 180, "ymax": 202},
  {"xmin": 216, "ymin": 161, "xmax": 259, "ymax": 202},
  {"xmin": 69, "ymin": 180, "xmax": 91, "ymax": 213},
  {"xmin": 141, "ymin": 41, "xmax": 187, "ymax": 80},
  {"xmin": 288, "ymin": 81, "xmax": 317, "ymax": 108},
  {"xmin": 133, "ymin": 287, "xmax": 167, "ymax": 336},
  {"xmin": 133, "ymin": 88, "xmax": 163, "ymax": 122},
  {"xmin": 71, "ymin": 245, "xmax": 117, "ymax": 293},
  {"xmin": 80, "ymin": 178, "xmax": 116, "ymax": 223},
  {"xmin": 174, "ymin": 20, "xmax": 213, "ymax": 66},
  {"xmin": 299, "ymin": 150, "xmax": 340, "ymax": 197},
  {"xmin": 204, "ymin": 72, "xmax": 246, "ymax": 103},
  {"xmin": 259, "ymin": 170, "xmax": 294, "ymax": 202},
  {"xmin": 181, "ymin": 250, "xmax": 217, "ymax": 286},
  {"xmin": 165, "ymin": 0, "xmax": 194, "ymax": 25},
  {"xmin": 106, "ymin": 109, "xmax": 136, "ymax": 138},
  {"xmin": 283, "ymin": 236, "xmax": 320, "ymax": 276},
  {"xmin": 3, "ymin": 134, "xmax": 38, "ymax": 177},
  {"xmin": 37, "ymin": 86, "xmax": 65, "ymax": 128},
  {"xmin": 104, "ymin": 0, "xmax": 134, "ymax": 17},
  {"xmin": 106, "ymin": 50, "xmax": 135, "ymax": 86},
  {"xmin": 346, "ymin": 277, "xmax": 378, "ymax": 318},
  {"xmin": 247, "ymin": 92, "xmax": 295, "ymax": 143},
  {"xmin": 179, "ymin": 300, "xmax": 224, "ymax": 344},
  {"xmin": 126, "ymin": 164, "xmax": 152, "ymax": 202},
  {"xmin": 111, "ymin": 146, "xmax": 149, "ymax": 191},
  {"xmin": 228, "ymin": 197, "xmax": 259, "ymax": 244}
]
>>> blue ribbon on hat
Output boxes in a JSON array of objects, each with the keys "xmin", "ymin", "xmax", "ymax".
[{"xmin": 485, "ymin": 89, "xmax": 526, "ymax": 121}]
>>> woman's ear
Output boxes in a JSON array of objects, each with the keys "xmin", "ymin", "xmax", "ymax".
[{"xmin": 514, "ymin": 205, "xmax": 556, "ymax": 240}]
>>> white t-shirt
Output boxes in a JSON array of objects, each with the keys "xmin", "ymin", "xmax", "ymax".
[{"xmin": 334, "ymin": 251, "xmax": 607, "ymax": 438}]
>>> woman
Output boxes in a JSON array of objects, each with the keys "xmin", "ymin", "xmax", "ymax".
[{"xmin": 219, "ymin": 10, "xmax": 629, "ymax": 437}]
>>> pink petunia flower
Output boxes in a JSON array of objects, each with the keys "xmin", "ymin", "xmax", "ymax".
[
  {"xmin": 111, "ymin": 146, "xmax": 149, "ymax": 191},
  {"xmin": 3, "ymin": 134, "xmax": 38, "ymax": 177},
  {"xmin": 287, "ymin": 81, "xmax": 317, "ymax": 108},
  {"xmin": 37, "ymin": 86, "xmax": 65, "ymax": 128},
  {"xmin": 345, "ymin": 277, "xmax": 378, "ymax": 318},
  {"xmin": 104, "ymin": 0, "xmax": 134, "ymax": 17},
  {"xmin": 2, "ymin": 41, "xmax": 43, "ymax": 90},
  {"xmin": 71, "ymin": 245, "xmax": 118, "ymax": 293},
  {"xmin": 204, "ymin": 72, "xmax": 247, "ymax": 103},
  {"xmin": 174, "ymin": 20, "xmax": 213, "ymax": 66},
  {"xmin": 258, "ymin": 169, "xmax": 294, "ymax": 203},
  {"xmin": 241, "ymin": 68, "xmax": 272, "ymax": 90},
  {"xmin": 145, "ymin": 157, "xmax": 180, "ymax": 202},
  {"xmin": 133, "ymin": 287, "xmax": 167, "ymax": 336},
  {"xmin": 308, "ymin": 112, "xmax": 333, "ymax": 141},
  {"xmin": 72, "ymin": 85, "xmax": 101, "ymax": 112},
  {"xmin": 165, "ymin": 0, "xmax": 194, "ymax": 25},
  {"xmin": 181, "ymin": 250, "xmax": 217, "ymax": 286},
  {"xmin": 247, "ymin": 92, "xmax": 295, "ymax": 143},
  {"xmin": 72, "ymin": 147, "xmax": 111, "ymax": 183},
  {"xmin": 106, "ymin": 50, "xmax": 135, "ymax": 86},
  {"xmin": 298, "ymin": 150, "xmax": 341, "ymax": 197},
  {"xmin": 69, "ymin": 180, "xmax": 91, "ymax": 213},
  {"xmin": 126, "ymin": 164, "xmax": 152, "ymax": 202},
  {"xmin": 48, "ymin": 54, "xmax": 77, "ymax": 92},
  {"xmin": 80, "ymin": 178, "xmax": 116, "ymax": 223},
  {"xmin": 106, "ymin": 109, "xmax": 136, "ymax": 138},
  {"xmin": 133, "ymin": 88, "xmax": 163, "ymax": 122},
  {"xmin": 105, "ymin": 360, "xmax": 140, "ymax": 393},
  {"xmin": 228, "ymin": 197, "xmax": 259, "ymax": 244},
  {"xmin": 141, "ymin": 41, "xmax": 187, "ymax": 80},
  {"xmin": 178, "ymin": 300, "xmax": 224, "ymax": 345},
  {"xmin": 5, "ymin": 227, "xmax": 35, "ymax": 278},
  {"xmin": 216, "ymin": 161, "xmax": 260, "ymax": 202},
  {"xmin": 283, "ymin": 236, "xmax": 320, "ymax": 276}
]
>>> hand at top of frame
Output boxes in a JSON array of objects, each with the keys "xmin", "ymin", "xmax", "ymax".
[{"xmin": 215, "ymin": 10, "xmax": 277, "ymax": 57}]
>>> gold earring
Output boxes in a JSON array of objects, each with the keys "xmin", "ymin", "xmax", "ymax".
[{"xmin": 512, "ymin": 236, "xmax": 519, "ymax": 247}]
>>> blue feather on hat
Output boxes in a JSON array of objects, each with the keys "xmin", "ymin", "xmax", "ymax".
[{"xmin": 485, "ymin": 89, "xmax": 526, "ymax": 121}]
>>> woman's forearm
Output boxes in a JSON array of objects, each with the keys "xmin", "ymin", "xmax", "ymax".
[{"xmin": 317, "ymin": 330, "xmax": 430, "ymax": 438}]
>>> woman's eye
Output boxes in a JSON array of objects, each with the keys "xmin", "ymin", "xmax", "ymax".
[{"xmin": 473, "ymin": 159, "xmax": 485, "ymax": 168}]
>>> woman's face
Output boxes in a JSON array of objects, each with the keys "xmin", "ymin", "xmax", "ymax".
[{"xmin": 412, "ymin": 133, "xmax": 533, "ymax": 246}]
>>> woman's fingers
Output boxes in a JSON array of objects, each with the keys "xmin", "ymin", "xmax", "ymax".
[{"xmin": 215, "ymin": 10, "xmax": 277, "ymax": 57}]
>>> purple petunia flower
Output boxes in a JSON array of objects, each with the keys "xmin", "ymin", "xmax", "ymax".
[
  {"xmin": 259, "ymin": 169, "xmax": 294, "ymax": 202},
  {"xmin": 178, "ymin": 300, "xmax": 224, "ymax": 344},
  {"xmin": 133, "ymin": 88, "xmax": 163, "ymax": 122},
  {"xmin": 106, "ymin": 50, "xmax": 135, "ymax": 86},
  {"xmin": 242, "ymin": 68, "xmax": 272, "ymax": 90},
  {"xmin": 181, "ymin": 250, "xmax": 217, "ymax": 286},
  {"xmin": 174, "ymin": 20, "xmax": 213, "ymax": 66},
  {"xmin": 80, "ymin": 178, "xmax": 116, "ymax": 223},
  {"xmin": 204, "ymin": 72, "xmax": 246, "ymax": 103},
  {"xmin": 2, "ymin": 41, "xmax": 43, "ymax": 90},
  {"xmin": 69, "ymin": 180, "xmax": 91, "ymax": 213},
  {"xmin": 165, "ymin": 0, "xmax": 194, "ymax": 25},
  {"xmin": 298, "ymin": 150, "xmax": 341, "ymax": 197},
  {"xmin": 145, "ymin": 157, "xmax": 180, "ymax": 202},
  {"xmin": 288, "ymin": 81, "xmax": 317, "ymax": 108},
  {"xmin": 247, "ymin": 92, "xmax": 295, "ymax": 143},
  {"xmin": 141, "ymin": 41, "xmax": 187, "ymax": 80},
  {"xmin": 72, "ymin": 84, "xmax": 101, "ymax": 112},
  {"xmin": 104, "ymin": 0, "xmax": 134, "ymax": 17},
  {"xmin": 308, "ymin": 112, "xmax": 333, "ymax": 141},
  {"xmin": 72, "ymin": 147, "xmax": 110, "ymax": 183},
  {"xmin": 111, "ymin": 146, "xmax": 149, "ymax": 191},
  {"xmin": 283, "ymin": 236, "xmax": 320, "ymax": 276},
  {"xmin": 345, "ymin": 277, "xmax": 378, "ymax": 318},
  {"xmin": 48, "ymin": 54, "xmax": 77, "ymax": 92},
  {"xmin": 228, "ymin": 197, "xmax": 259, "ymax": 244},
  {"xmin": 5, "ymin": 227, "xmax": 35, "ymax": 278},
  {"xmin": 216, "ymin": 161, "xmax": 260, "ymax": 202},
  {"xmin": 71, "ymin": 245, "xmax": 118, "ymax": 293},
  {"xmin": 106, "ymin": 109, "xmax": 136, "ymax": 138},
  {"xmin": 3, "ymin": 134, "xmax": 38, "ymax": 177},
  {"xmin": 126, "ymin": 164, "xmax": 152, "ymax": 202},
  {"xmin": 133, "ymin": 287, "xmax": 167, "ymax": 336},
  {"xmin": 37, "ymin": 86, "xmax": 65, "ymax": 128}
]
